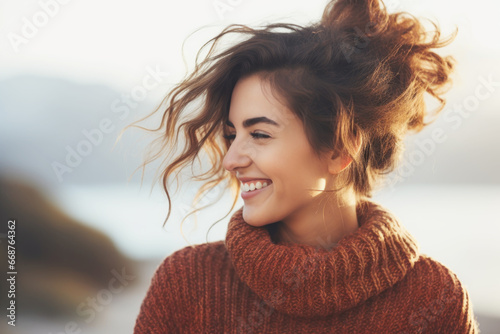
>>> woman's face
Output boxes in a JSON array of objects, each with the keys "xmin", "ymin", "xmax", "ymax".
[{"xmin": 223, "ymin": 73, "xmax": 337, "ymax": 228}]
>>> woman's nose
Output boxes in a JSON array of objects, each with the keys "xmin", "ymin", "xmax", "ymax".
[{"xmin": 222, "ymin": 139, "xmax": 253, "ymax": 172}]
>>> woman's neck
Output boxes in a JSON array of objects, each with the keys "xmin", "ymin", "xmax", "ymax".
[{"xmin": 274, "ymin": 192, "xmax": 359, "ymax": 249}]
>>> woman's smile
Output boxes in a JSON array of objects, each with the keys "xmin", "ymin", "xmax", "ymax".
[{"xmin": 240, "ymin": 182, "xmax": 272, "ymax": 200}]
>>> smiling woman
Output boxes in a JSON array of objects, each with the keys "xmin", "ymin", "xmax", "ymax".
[
  {"xmin": 129, "ymin": 0, "xmax": 479, "ymax": 332},
  {"xmin": 222, "ymin": 74, "xmax": 361, "ymax": 246}
]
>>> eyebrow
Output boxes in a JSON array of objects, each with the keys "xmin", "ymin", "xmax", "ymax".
[{"xmin": 225, "ymin": 117, "xmax": 279, "ymax": 128}]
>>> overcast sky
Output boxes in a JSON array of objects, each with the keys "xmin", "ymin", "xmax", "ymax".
[{"xmin": 1, "ymin": 0, "xmax": 499, "ymax": 93}]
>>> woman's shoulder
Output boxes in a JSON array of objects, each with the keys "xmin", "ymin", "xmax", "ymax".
[
  {"xmin": 409, "ymin": 254, "xmax": 468, "ymax": 294},
  {"xmin": 134, "ymin": 240, "xmax": 231, "ymax": 333},
  {"xmin": 153, "ymin": 240, "xmax": 230, "ymax": 280},
  {"xmin": 397, "ymin": 254, "xmax": 479, "ymax": 333}
]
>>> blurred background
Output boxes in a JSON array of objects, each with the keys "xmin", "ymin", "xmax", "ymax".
[{"xmin": 1, "ymin": 0, "xmax": 499, "ymax": 332}]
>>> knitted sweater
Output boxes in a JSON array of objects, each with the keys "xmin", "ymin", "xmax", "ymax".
[{"xmin": 134, "ymin": 199, "xmax": 479, "ymax": 333}]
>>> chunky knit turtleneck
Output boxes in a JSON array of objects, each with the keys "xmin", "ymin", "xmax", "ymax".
[
  {"xmin": 134, "ymin": 199, "xmax": 479, "ymax": 333},
  {"xmin": 225, "ymin": 199, "xmax": 421, "ymax": 318}
]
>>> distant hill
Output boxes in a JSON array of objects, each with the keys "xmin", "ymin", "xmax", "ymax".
[{"xmin": 0, "ymin": 74, "xmax": 163, "ymax": 188}]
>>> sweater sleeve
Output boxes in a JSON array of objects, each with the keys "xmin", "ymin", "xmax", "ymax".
[
  {"xmin": 434, "ymin": 278, "xmax": 479, "ymax": 333},
  {"xmin": 424, "ymin": 259, "xmax": 480, "ymax": 333},
  {"xmin": 133, "ymin": 249, "xmax": 188, "ymax": 334}
]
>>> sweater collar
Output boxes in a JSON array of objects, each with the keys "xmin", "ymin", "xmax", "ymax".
[{"xmin": 225, "ymin": 199, "xmax": 420, "ymax": 318}]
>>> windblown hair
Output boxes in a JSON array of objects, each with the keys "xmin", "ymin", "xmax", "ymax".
[{"xmin": 125, "ymin": 0, "xmax": 456, "ymax": 239}]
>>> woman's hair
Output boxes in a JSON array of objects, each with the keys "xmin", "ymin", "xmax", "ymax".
[{"xmin": 124, "ymin": 0, "xmax": 456, "ymax": 239}]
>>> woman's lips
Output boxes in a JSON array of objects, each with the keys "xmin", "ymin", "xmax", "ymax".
[{"xmin": 241, "ymin": 183, "xmax": 272, "ymax": 200}]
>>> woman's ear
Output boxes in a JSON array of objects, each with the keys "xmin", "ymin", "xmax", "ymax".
[{"xmin": 326, "ymin": 135, "xmax": 363, "ymax": 174}]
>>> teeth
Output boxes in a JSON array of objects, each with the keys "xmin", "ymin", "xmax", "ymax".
[{"xmin": 242, "ymin": 181, "xmax": 271, "ymax": 192}]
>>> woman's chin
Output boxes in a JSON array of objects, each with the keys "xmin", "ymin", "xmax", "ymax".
[{"xmin": 242, "ymin": 208, "xmax": 272, "ymax": 227}]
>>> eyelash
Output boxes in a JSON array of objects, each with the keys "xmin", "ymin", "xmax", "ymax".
[{"xmin": 223, "ymin": 132, "xmax": 270, "ymax": 141}]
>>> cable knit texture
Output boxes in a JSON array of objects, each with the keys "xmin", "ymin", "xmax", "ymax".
[{"xmin": 134, "ymin": 199, "xmax": 479, "ymax": 333}]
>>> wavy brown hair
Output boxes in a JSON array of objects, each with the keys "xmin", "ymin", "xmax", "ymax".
[{"xmin": 123, "ymin": 0, "xmax": 456, "ymax": 242}]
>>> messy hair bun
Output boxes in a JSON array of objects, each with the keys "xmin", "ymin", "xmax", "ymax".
[
  {"xmin": 127, "ymin": 0, "xmax": 456, "ymax": 231},
  {"xmin": 314, "ymin": 0, "xmax": 456, "ymax": 189},
  {"xmin": 320, "ymin": 0, "xmax": 455, "ymax": 133}
]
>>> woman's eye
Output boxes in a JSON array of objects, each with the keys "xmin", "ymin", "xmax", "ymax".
[
  {"xmin": 222, "ymin": 132, "xmax": 270, "ymax": 141},
  {"xmin": 251, "ymin": 133, "xmax": 270, "ymax": 139}
]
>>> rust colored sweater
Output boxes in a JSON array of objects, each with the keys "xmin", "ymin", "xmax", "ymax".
[{"xmin": 134, "ymin": 199, "xmax": 479, "ymax": 333}]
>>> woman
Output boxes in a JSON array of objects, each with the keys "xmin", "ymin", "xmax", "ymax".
[{"xmin": 133, "ymin": 0, "xmax": 479, "ymax": 332}]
